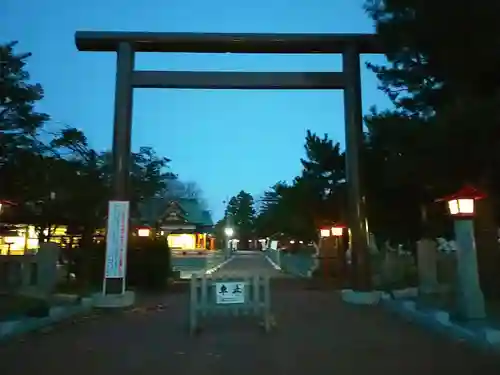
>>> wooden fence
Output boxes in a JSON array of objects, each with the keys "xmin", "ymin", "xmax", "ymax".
[{"xmin": 189, "ymin": 274, "xmax": 271, "ymax": 334}]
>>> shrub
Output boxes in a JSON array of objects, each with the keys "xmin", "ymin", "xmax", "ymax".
[
  {"xmin": 74, "ymin": 237, "xmax": 172, "ymax": 292},
  {"xmin": 127, "ymin": 237, "xmax": 171, "ymax": 291}
]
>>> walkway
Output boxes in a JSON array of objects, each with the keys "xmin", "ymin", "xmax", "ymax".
[
  {"xmin": 213, "ymin": 250, "xmax": 283, "ymax": 278},
  {"xmin": 0, "ymin": 252, "xmax": 499, "ymax": 374}
]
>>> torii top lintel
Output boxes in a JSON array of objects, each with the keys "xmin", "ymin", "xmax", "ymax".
[{"xmin": 74, "ymin": 31, "xmax": 384, "ymax": 54}]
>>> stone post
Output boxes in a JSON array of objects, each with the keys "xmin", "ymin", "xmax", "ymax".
[
  {"xmin": 35, "ymin": 242, "xmax": 60, "ymax": 298},
  {"xmin": 317, "ymin": 236, "xmax": 337, "ymax": 279},
  {"xmin": 417, "ymin": 238, "xmax": 439, "ymax": 296},
  {"xmin": 454, "ymin": 219, "xmax": 486, "ymax": 320},
  {"xmin": 380, "ymin": 250, "xmax": 399, "ymax": 289}
]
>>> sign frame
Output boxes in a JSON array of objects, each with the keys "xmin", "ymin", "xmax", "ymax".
[
  {"xmin": 104, "ymin": 200, "xmax": 130, "ymax": 280},
  {"xmin": 189, "ymin": 274, "xmax": 271, "ymax": 334},
  {"xmin": 215, "ymin": 281, "xmax": 246, "ymax": 304}
]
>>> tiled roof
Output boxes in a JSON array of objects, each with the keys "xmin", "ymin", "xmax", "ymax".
[
  {"xmin": 137, "ymin": 197, "xmax": 213, "ymax": 227},
  {"xmin": 177, "ymin": 199, "xmax": 213, "ymax": 226}
]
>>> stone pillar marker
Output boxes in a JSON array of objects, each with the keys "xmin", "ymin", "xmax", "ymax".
[
  {"xmin": 20, "ymin": 242, "xmax": 60, "ymax": 298},
  {"xmin": 417, "ymin": 238, "xmax": 439, "ymax": 295},
  {"xmin": 454, "ymin": 219, "xmax": 486, "ymax": 320},
  {"xmin": 36, "ymin": 242, "xmax": 60, "ymax": 295},
  {"xmin": 380, "ymin": 249, "xmax": 399, "ymax": 288},
  {"xmin": 318, "ymin": 236, "xmax": 336, "ymax": 278}
]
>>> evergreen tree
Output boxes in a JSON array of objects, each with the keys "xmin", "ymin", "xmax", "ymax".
[
  {"xmin": 364, "ymin": 0, "xmax": 500, "ymax": 295},
  {"xmin": 223, "ymin": 191, "xmax": 256, "ymax": 247},
  {"xmin": 255, "ymin": 131, "xmax": 345, "ymax": 244},
  {"xmin": 0, "ymin": 42, "xmax": 49, "ymax": 153}
]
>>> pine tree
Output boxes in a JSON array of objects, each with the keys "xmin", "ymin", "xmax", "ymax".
[{"xmin": 0, "ymin": 41, "xmax": 49, "ymax": 158}]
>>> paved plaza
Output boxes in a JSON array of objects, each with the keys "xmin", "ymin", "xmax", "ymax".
[{"xmin": 0, "ymin": 252, "xmax": 499, "ymax": 375}]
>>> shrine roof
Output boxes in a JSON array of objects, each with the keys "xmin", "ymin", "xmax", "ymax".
[{"xmin": 138, "ymin": 198, "xmax": 213, "ymax": 227}]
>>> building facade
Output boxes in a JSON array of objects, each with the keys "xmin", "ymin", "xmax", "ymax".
[{"xmin": 137, "ymin": 198, "xmax": 215, "ymax": 251}]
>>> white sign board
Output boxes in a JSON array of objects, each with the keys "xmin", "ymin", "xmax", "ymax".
[
  {"xmin": 104, "ymin": 201, "xmax": 130, "ymax": 278},
  {"xmin": 215, "ymin": 281, "xmax": 245, "ymax": 304}
]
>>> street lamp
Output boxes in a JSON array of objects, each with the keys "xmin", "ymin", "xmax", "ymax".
[
  {"xmin": 224, "ymin": 227, "xmax": 234, "ymax": 237},
  {"xmin": 437, "ymin": 185, "xmax": 486, "ymax": 320},
  {"xmin": 224, "ymin": 227, "xmax": 234, "ymax": 258}
]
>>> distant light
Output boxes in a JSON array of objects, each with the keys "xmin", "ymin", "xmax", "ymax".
[
  {"xmin": 331, "ymin": 226, "xmax": 345, "ymax": 237},
  {"xmin": 320, "ymin": 229, "xmax": 330, "ymax": 238},
  {"xmin": 138, "ymin": 228, "xmax": 150, "ymax": 237},
  {"xmin": 224, "ymin": 227, "xmax": 234, "ymax": 237}
]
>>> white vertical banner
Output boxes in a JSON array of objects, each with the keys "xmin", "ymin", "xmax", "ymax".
[{"xmin": 104, "ymin": 200, "xmax": 130, "ymax": 278}]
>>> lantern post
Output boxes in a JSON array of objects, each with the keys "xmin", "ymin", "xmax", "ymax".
[{"xmin": 437, "ymin": 185, "xmax": 486, "ymax": 320}]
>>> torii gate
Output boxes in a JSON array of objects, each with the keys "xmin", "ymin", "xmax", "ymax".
[{"xmin": 74, "ymin": 31, "xmax": 384, "ymax": 296}]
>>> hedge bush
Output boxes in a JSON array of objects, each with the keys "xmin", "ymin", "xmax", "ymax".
[{"xmin": 73, "ymin": 237, "xmax": 172, "ymax": 291}]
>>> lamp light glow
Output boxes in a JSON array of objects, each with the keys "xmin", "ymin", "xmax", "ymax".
[
  {"xmin": 437, "ymin": 185, "xmax": 486, "ymax": 219},
  {"xmin": 137, "ymin": 228, "xmax": 150, "ymax": 237},
  {"xmin": 320, "ymin": 229, "xmax": 331, "ymax": 237},
  {"xmin": 331, "ymin": 226, "xmax": 345, "ymax": 237}
]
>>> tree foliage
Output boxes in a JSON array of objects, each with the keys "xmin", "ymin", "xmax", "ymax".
[
  {"xmin": 255, "ymin": 131, "xmax": 346, "ymax": 244},
  {"xmin": 0, "ymin": 41, "xmax": 191, "ymax": 240},
  {"xmin": 225, "ymin": 191, "xmax": 256, "ymax": 241},
  {"xmin": 365, "ymin": 0, "xmax": 500, "ymax": 117},
  {"xmin": 363, "ymin": 0, "xmax": 500, "ymax": 236},
  {"xmin": 162, "ymin": 179, "xmax": 208, "ymax": 210},
  {"xmin": 252, "ymin": 1, "xmax": 500, "ymax": 257},
  {"xmin": 0, "ymin": 41, "xmax": 49, "ymax": 157},
  {"xmin": 362, "ymin": 0, "xmax": 500, "ymax": 294}
]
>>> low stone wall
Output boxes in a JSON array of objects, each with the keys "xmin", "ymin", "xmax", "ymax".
[
  {"xmin": 380, "ymin": 294, "xmax": 500, "ymax": 352},
  {"xmin": 0, "ymin": 297, "xmax": 92, "ymax": 342}
]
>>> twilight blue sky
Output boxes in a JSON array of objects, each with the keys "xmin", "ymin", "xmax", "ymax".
[{"xmin": 2, "ymin": 0, "xmax": 392, "ymax": 220}]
